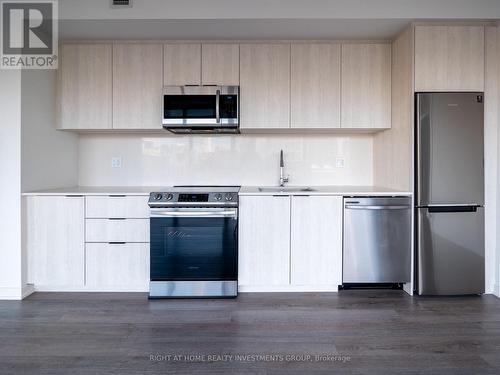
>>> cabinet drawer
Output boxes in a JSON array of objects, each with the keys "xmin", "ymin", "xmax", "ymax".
[
  {"xmin": 86, "ymin": 195, "xmax": 149, "ymax": 218},
  {"xmin": 85, "ymin": 243, "xmax": 149, "ymax": 288},
  {"xmin": 85, "ymin": 219, "xmax": 149, "ymax": 242}
]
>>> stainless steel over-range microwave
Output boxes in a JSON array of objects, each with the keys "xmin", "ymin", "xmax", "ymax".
[{"xmin": 163, "ymin": 85, "xmax": 239, "ymax": 134}]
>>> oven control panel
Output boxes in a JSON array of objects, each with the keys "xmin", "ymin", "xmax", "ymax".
[
  {"xmin": 148, "ymin": 191, "xmax": 238, "ymax": 206},
  {"xmin": 178, "ymin": 193, "xmax": 209, "ymax": 202}
]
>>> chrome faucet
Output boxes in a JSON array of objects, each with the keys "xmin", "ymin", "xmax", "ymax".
[{"xmin": 279, "ymin": 149, "xmax": 289, "ymax": 187}]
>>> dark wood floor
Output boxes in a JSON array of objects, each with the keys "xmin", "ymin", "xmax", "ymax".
[{"xmin": 1, "ymin": 291, "xmax": 500, "ymax": 374}]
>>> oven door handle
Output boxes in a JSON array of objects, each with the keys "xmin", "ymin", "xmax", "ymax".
[{"xmin": 150, "ymin": 209, "xmax": 238, "ymax": 218}]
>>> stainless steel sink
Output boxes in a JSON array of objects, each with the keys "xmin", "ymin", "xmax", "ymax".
[{"xmin": 258, "ymin": 186, "xmax": 316, "ymax": 193}]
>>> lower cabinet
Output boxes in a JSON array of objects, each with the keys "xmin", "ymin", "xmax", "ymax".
[
  {"xmin": 85, "ymin": 219, "xmax": 149, "ymax": 242},
  {"xmin": 27, "ymin": 195, "xmax": 150, "ymax": 292},
  {"xmin": 238, "ymin": 195, "xmax": 343, "ymax": 291},
  {"xmin": 238, "ymin": 196, "xmax": 291, "ymax": 286},
  {"xmin": 290, "ymin": 196, "xmax": 342, "ymax": 287},
  {"xmin": 27, "ymin": 196, "xmax": 85, "ymax": 288},
  {"xmin": 28, "ymin": 193, "xmax": 342, "ymax": 293},
  {"xmin": 85, "ymin": 243, "xmax": 149, "ymax": 290}
]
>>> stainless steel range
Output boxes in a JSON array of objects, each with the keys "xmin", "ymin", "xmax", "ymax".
[{"xmin": 148, "ymin": 186, "xmax": 239, "ymax": 298}]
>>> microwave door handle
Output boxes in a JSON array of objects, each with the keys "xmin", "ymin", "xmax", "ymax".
[{"xmin": 216, "ymin": 88, "xmax": 221, "ymax": 123}]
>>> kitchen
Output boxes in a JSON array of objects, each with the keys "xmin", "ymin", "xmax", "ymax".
[{"xmin": 1, "ymin": 0, "xmax": 500, "ymax": 374}]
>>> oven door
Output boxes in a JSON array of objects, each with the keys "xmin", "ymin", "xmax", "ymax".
[{"xmin": 150, "ymin": 208, "xmax": 238, "ymax": 281}]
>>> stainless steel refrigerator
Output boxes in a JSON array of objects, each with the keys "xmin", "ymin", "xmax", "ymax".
[{"xmin": 416, "ymin": 92, "xmax": 484, "ymax": 295}]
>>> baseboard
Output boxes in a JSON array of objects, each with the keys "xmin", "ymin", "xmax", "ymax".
[
  {"xmin": 0, "ymin": 287, "xmax": 23, "ymax": 300},
  {"xmin": 403, "ymin": 283, "xmax": 413, "ymax": 296},
  {"xmin": 34, "ymin": 285, "xmax": 148, "ymax": 292},
  {"xmin": 22, "ymin": 284, "xmax": 35, "ymax": 299},
  {"xmin": 238, "ymin": 285, "xmax": 339, "ymax": 293},
  {"xmin": 494, "ymin": 284, "xmax": 500, "ymax": 297},
  {"xmin": 33, "ymin": 285, "xmax": 338, "ymax": 293}
]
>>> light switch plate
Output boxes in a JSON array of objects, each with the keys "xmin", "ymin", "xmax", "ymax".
[
  {"xmin": 111, "ymin": 157, "xmax": 122, "ymax": 168},
  {"xmin": 335, "ymin": 158, "xmax": 345, "ymax": 168}
]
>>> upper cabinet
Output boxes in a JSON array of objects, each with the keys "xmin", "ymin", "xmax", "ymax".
[
  {"xmin": 414, "ymin": 26, "xmax": 485, "ymax": 92},
  {"xmin": 291, "ymin": 44, "xmax": 341, "ymax": 128},
  {"xmin": 341, "ymin": 43, "xmax": 392, "ymax": 129},
  {"xmin": 202, "ymin": 44, "xmax": 240, "ymax": 85},
  {"xmin": 163, "ymin": 44, "xmax": 201, "ymax": 85},
  {"xmin": 112, "ymin": 44, "xmax": 163, "ymax": 130},
  {"xmin": 240, "ymin": 44, "xmax": 291, "ymax": 129},
  {"xmin": 57, "ymin": 40, "xmax": 395, "ymax": 132},
  {"xmin": 58, "ymin": 44, "xmax": 112, "ymax": 130}
]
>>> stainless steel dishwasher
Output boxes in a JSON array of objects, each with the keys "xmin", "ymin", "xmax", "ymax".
[{"xmin": 343, "ymin": 197, "xmax": 411, "ymax": 284}]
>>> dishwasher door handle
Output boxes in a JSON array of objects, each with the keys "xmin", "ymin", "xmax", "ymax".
[{"xmin": 345, "ymin": 205, "xmax": 411, "ymax": 210}]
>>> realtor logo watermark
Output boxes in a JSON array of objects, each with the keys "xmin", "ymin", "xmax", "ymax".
[{"xmin": 1, "ymin": 0, "xmax": 58, "ymax": 69}]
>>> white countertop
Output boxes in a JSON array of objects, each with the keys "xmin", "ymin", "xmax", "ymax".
[
  {"xmin": 22, "ymin": 185, "xmax": 412, "ymax": 196},
  {"xmin": 22, "ymin": 186, "xmax": 160, "ymax": 196},
  {"xmin": 239, "ymin": 186, "xmax": 412, "ymax": 196}
]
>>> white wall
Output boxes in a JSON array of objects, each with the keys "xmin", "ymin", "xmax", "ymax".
[
  {"xmin": 21, "ymin": 70, "xmax": 78, "ymax": 192},
  {"xmin": 78, "ymin": 134, "xmax": 373, "ymax": 187},
  {"xmin": 485, "ymin": 26, "xmax": 499, "ymax": 295},
  {"xmin": 0, "ymin": 70, "xmax": 23, "ymax": 299},
  {"xmin": 496, "ymin": 24, "xmax": 500, "ymax": 297}
]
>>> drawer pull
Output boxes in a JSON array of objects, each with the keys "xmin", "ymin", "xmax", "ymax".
[
  {"xmin": 109, "ymin": 195, "xmax": 126, "ymax": 197},
  {"xmin": 108, "ymin": 242, "xmax": 126, "ymax": 245},
  {"xmin": 108, "ymin": 218, "xmax": 126, "ymax": 220}
]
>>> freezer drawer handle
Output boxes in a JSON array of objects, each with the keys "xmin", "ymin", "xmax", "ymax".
[
  {"xmin": 427, "ymin": 206, "xmax": 478, "ymax": 213},
  {"xmin": 345, "ymin": 205, "xmax": 410, "ymax": 210}
]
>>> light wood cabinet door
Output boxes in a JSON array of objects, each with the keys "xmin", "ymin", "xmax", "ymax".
[
  {"xmin": 414, "ymin": 26, "xmax": 485, "ymax": 91},
  {"xmin": 85, "ymin": 219, "xmax": 150, "ymax": 243},
  {"xmin": 27, "ymin": 196, "xmax": 85, "ymax": 287},
  {"xmin": 86, "ymin": 243, "xmax": 149, "ymax": 290},
  {"xmin": 202, "ymin": 44, "xmax": 239, "ymax": 85},
  {"xmin": 238, "ymin": 196, "xmax": 290, "ymax": 286},
  {"xmin": 240, "ymin": 44, "xmax": 290, "ymax": 128},
  {"xmin": 112, "ymin": 44, "xmax": 163, "ymax": 129},
  {"xmin": 341, "ymin": 43, "xmax": 391, "ymax": 129},
  {"xmin": 163, "ymin": 44, "xmax": 201, "ymax": 85},
  {"xmin": 85, "ymin": 196, "xmax": 150, "ymax": 219},
  {"xmin": 290, "ymin": 196, "xmax": 342, "ymax": 287},
  {"xmin": 291, "ymin": 44, "xmax": 341, "ymax": 128},
  {"xmin": 58, "ymin": 44, "xmax": 112, "ymax": 129}
]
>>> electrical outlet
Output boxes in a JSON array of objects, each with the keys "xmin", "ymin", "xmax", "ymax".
[
  {"xmin": 111, "ymin": 157, "xmax": 122, "ymax": 168},
  {"xmin": 335, "ymin": 158, "xmax": 345, "ymax": 168}
]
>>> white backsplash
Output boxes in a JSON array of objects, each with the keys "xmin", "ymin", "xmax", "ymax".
[{"xmin": 78, "ymin": 133, "xmax": 373, "ymax": 186}]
